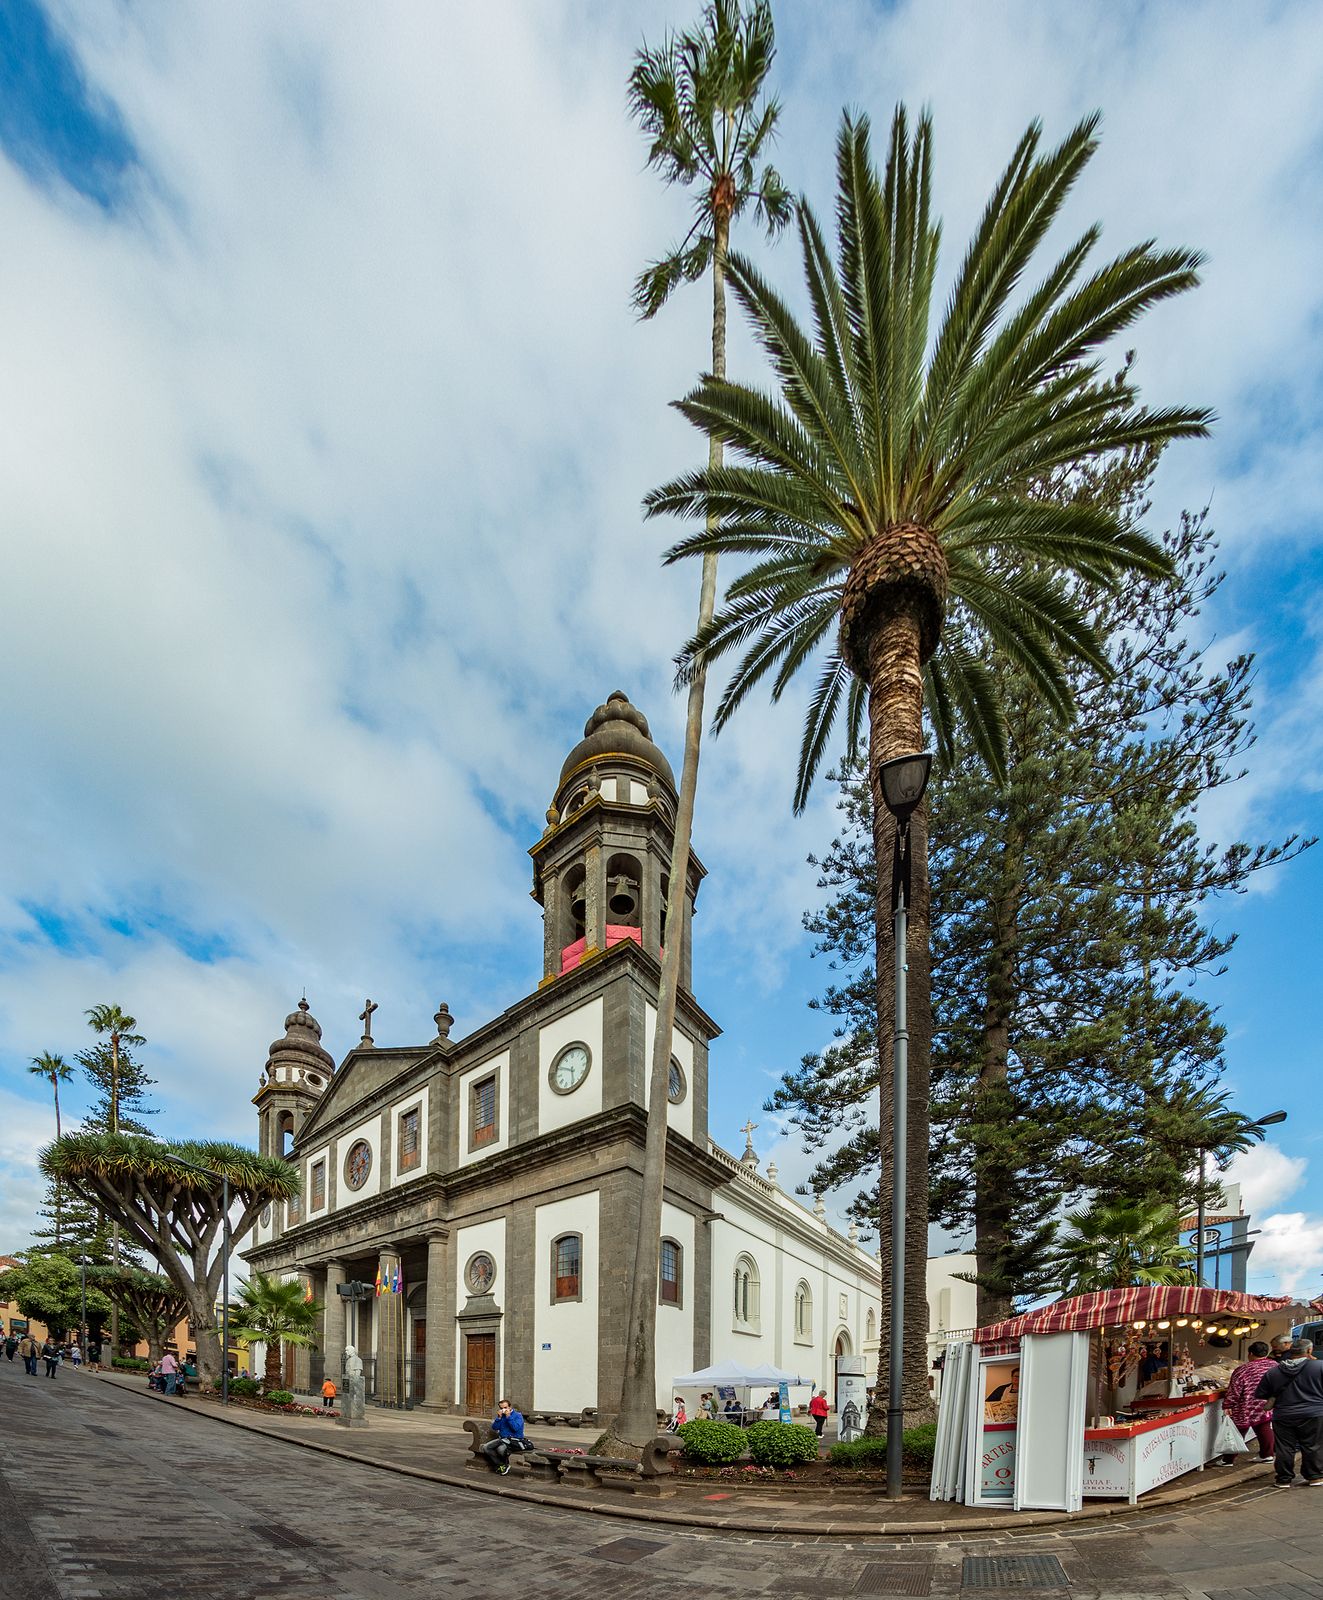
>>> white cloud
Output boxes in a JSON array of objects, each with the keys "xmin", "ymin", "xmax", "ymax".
[
  {"xmin": 1226, "ymin": 1141, "xmax": 1308, "ymax": 1217},
  {"xmin": 1245, "ymin": 1212, "xmax": 1323, "ymax": 1302}
]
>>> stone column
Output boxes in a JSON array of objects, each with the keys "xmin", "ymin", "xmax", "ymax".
[
  {"xmin": 376, "ymin": 1249, "xmax": 403, "ymax": 1407},
  {"xmin": 421, "ymin": 1232, "xmax": 451, "ymax": 1411},
  {"xmin": 584, "ymin": 842, "xmax": 605, "ymax": 955},
  {"xmin": 542, "ymin": 873, "xmax": 560, "ymax": 979},
  {"xmin": 292, "ymin": 1269, "xmax": 313, "ymax": 1393},
  {"xmin": 641, "ymin": 853, "xmax": 661, "ymax": 962},
  {"xmin": 323, "ymin": 1260, "xmax": 346, "ymax": 1381}
]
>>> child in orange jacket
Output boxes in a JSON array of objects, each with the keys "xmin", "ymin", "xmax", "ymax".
[{"xmin": 321, "ymin": 1378, "xmax": 337, "ymax": 1409}]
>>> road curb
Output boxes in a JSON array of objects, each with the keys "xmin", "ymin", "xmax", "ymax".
[{"xmin": 91, "ymin": 1374, "xmax": 1271, "ymax": 1541}]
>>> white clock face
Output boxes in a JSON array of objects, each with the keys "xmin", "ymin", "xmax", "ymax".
[{"xmin": 551, "ymin": 1043, "xmax": 591, "ymax": 1094}]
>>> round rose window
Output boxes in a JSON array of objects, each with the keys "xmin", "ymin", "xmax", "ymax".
[
  {"xmin": 344, "ymin": 1139, "xmax": 372, "ymax": 1191},
  {"xmin": 465, "ymin": 1252, "xmax": 496, "ymax": 1295},
  {"xmin": 668, "ymin": 1056, "xmax": 687, "ymax": 1104},
  {"xmin": 260, "ymin": 1203, "xmax": 272, "ymax": 1226}
]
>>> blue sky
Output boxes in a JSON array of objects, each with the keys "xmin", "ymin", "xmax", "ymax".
[{"xmin": 1, "ymin": 0, "xmax": 1321, "ymax": 1298}]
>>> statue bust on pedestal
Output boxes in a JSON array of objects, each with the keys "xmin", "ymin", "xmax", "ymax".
[{"xmin": 337, "ymin": 1343, "xmax": 368, "ymax": 1428}]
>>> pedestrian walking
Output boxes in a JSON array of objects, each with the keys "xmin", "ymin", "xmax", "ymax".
[
  {"xmin": 69, "ymin": 1342, "xmax": 82, "ymax": 1369},
  {"xmin": 1223, "ymin": 1341, "xmax": 1277, "ymax": 1463},
  {"xmin": 41, "ymin": 1340, "xmax": 60, "ymax": 1379},
  {"xmin": 666, "ymin": 1397, "xmax": 687, "ymax": 1432},
  {"xmin": 481, "ymin": 1398, "xmax": 531, "ymax": 1474},
  {"xmin": 321, "ymin": 1378, "xmax": 338, "ymax": 1409},
  {"xmin": 18, "ymin": 1334, "xmax": 38, "ymax": 1375},
  {"xmin": 702, "ymin": 1391, "xmax": 718, "ymax": 1420},
  {"xmin": 1256, "ymin": 1338, "xmax": 1323, "ymax": 1486},
  {"xmin": 809, "ymin": 1388, "xmax": 830, "ymax": 1437},
  {"xmin": 159, "ymin": 1350, "xmax": 180, "ymax": 1396},
  {"xmin": 87, "ymin": 1339, "xmax": 101, "ymax": 1373},
  {"xmin": 4, "ymin": 1334, "xmax": 17, "ymax": 1361}
]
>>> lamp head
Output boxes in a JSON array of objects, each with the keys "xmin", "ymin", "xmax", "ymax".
[
  {"xmin": 878, "ymin": 752, "xmax": 932, "ymax": 825},
  {"xmin": 1253, "ymin": 1110, "xmax": 1287, "ymax": 1128}
]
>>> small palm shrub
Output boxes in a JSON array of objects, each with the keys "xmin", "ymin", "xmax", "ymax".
[
  {"xmin": 677, "ymin": 1419, "xmax": 747, "ymax": 1466},
  {"xmin": 746, "ymin": 1421, "xmax": 820, "ymax": 1468},
  {"xmin": 265, "ymin": 1388, "xmax": 295, "ymax": 1407},
  {"xmin": 228, "ymin": 1377, "xmax": 260, "ymax": 1398}
]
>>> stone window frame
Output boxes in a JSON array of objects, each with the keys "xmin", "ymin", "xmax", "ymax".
[
  {"xmin": 547, "ymin": 1040, "xmax": 593, "ymax": 1097},
  {"xmin": 550, "ymin": 1232, "xmax": 583, "ymax": 1304},
  {"xmin": 733, "ymin": 1253, "xmax": 761, "ymax": 1334},
  {"xmin": 310, "ymin": 1158, "xmax": 327, "ymax": 1211},
  {"xmin": 793, "ymin": 1279, "xmax": 814, "ymax": 1344},
  {"xmin": 464, "ymin": 1250, "xmax": 498, "ymax": 1297},
  {"xmin": 397, "ymin": 1102, "xmax": 423, "ymax": 1173},
  {"xmin": 343, "ymin": 1138, "xmax": 373, "ymax": 1192},
  {"xmin": 469, "ymin": 1070, "xmax": 500, "ymax": 1152},
  {"xmin": 286, "ymin": 1192, "xmax": 301, "ymax": 1226},
  {"xmin": 667, "ymin": 1055, "xmax": 687, "ymax": 1105},
  {"xmin": 658, "ymin": 1237, "xmax": 683, "ymax": 1309},
  {"xmin": 866, "ymin": 1306, "xmax": 877, "ymax": 1343}
]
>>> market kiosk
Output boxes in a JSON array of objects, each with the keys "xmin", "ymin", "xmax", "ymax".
[{"xmin": 931, "ymin": 1286, "xmax": 1318, "ymax": 1513}]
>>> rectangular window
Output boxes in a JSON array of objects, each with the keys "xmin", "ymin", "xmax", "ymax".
[
  {"xmin": 287, "ymin": 1192, "xmax": 301, "ymax": 1225},
  {"xmin": 553, "ymin": 1234, "xmax": 581, "ymax": 1302},
  {"xmin": 659, "ymin": 1239, "xmax": 681, "ymax": 1306},
  {"xmin": 472, "ymin": 1075, "xmax": 497, "ymax": 1147},
  {"xmin": 310, "ymin": 1159, "xmax": 326, "ymax": 1210},
  {"xmin": 398, "ymin": 1106, "xmax": 421, "ymax": 1171}
]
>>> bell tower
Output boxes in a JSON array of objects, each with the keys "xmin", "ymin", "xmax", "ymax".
[
  {"xmin": 530, "ymin": 690, "xmax": 705, "ymax": 989},
  {"xmin": 253, "ymin": 998, "xmax": 335, "ymax": 1160}
]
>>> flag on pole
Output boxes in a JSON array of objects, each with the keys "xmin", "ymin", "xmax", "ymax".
[
  {"xmin": 374, "ymin": 1264, "xmax": 384, "ymax": 1297},
  {"xmin": 392, "ymin": 1264, "xmax": 402, "ymax": 1296}
]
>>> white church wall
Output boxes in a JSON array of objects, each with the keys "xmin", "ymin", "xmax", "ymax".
[
  {"xmin": 337, "ymin": 1112, "xmax": 382, "ymax": 1207},
  {"xmin": 537, "ymin": 998, "xmax": 605, "ymax": 1138},
  {"xmin": 644, "ymin": 1003, "xmax": 695, "ymax": 1142},
  {"xmin": 653, "ymin": 1202, "xmax": 697, "ymax": 1409},
  {"xmin": 456, "ymin": 1052, "xmax": 510, "ymax": 1169},
  {"xmin": 532, "ymin": 1191, "xmax": 599, "ymax": 1411},
  {"xmin": 453, "ymin": 1217, "xmax": 507, "ymax": 1398},
  {"xmin": 708, "ymin": 1197, "xmax": 779, "ymax": 1366},
  {"xmin": 389, "ymin": 1081, "xmax": 429, "ymax": 1187}
]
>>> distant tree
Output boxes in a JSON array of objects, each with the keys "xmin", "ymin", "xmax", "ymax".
[
  {"xmin": 229, "ymin": 1272, "xmax": 321, "ymax": 1394},
  {"xmin": 92, "ymin": 1268, "xmax": 191, "ymax": 1365},
  {"xmin": 28, "ymin": 1053, "xmax": 73, "ymax": 1244},
  {"xmin": 607, "ymin": 0, "xmax": 791, "ymax": 1458},
  {"xmin": 1049, "ymin": 1199, "xmax": 1197, "ymax": 1292},
  {"xmin": 43, "ymin": 1134, "xmax": 297, "ymax": 1388},
  {"xmin": 0, "ymin": 1251, "xmax": 112, "ymax": 1339}
]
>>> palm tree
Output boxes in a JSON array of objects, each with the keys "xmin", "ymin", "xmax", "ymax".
[
  {"xmin": 605, "ymin": 0, "xmax": 790, "ymax": 1457},
  {"xmin": 1051, "ymin": 1198, "xmax": 1197, "ymax": 1293},
  {"xmin": 229, "ymin": 1271, "xmax": 322, "ymax": 1394},
  {"xmin": 85, "ymin": 1003, "xmax": 145, "ymax": 1352},
  {"xmin": 28, "ymin": 1053, "xmax": 73, "ymax": 1244},
  {"xmin": 647, "ymin": 108, "xmax": 1208, "ymax": 1423}
]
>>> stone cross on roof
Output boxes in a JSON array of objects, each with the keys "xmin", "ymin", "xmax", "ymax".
[
  {"xmin": 740, "ymin": 1118, "xmax": 758, "ymax": 1164},
  {"xmin": 358, "ymin": 998, "xmax": 377, "ymax": 1046}
]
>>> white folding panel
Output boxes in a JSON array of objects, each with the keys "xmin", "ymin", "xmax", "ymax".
[
  {"xmin": 1013, "ymin": 1331, "xmax": 1090, "ymax": 1513},
  {"xmin": 930, "ymin": 1341, "xmax": 973, "ymax": 1502}
]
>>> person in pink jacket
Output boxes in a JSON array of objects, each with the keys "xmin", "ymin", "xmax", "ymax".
[{"xmin": 1223, "ymin": 1341, "xmax": 1277, "ymax": 1463}]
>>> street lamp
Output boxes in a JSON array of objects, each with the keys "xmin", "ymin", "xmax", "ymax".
[
  {"xmin": 163, "ymin": 1150, "xmax": 231, "ymax": 1406},
  {"xmin": 77, "ymin": 1253, "xmax": 88, "ymax": 1361},
  {"xmin": 1195, "ymin": 1110, "xmax": 1287, "ymax": 1285},
  {"xmin": 877, "ymin": 750, "xmax": 932, "ymax": 1503}
]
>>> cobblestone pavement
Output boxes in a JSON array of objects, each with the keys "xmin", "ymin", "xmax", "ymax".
[{"xmin": 2, "ymin": 1360, "xmax": 1321, "ymax": 1600}]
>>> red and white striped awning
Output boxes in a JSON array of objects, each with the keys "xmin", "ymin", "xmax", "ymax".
[{"xmin": 974, "ymin": 1285, "xmax": 1319, "ymax": 1344}]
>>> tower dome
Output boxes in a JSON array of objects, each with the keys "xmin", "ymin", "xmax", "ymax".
[
  {"xmin": 264, "ymin": 997, "xmax": 335, "ymax": 1083},
  {"xmin": 557, "ymin": 690, "xmax": 675, "ymax": 799}
]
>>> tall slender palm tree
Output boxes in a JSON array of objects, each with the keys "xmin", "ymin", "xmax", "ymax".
[
  {"xmin": 647, "ymin": 108, "xmax": 1209, "ymax": 1422},
  {"xmin": 605, "ymin": 0, "xmax": 790, "ymax": 1456},
  {"xmin": 29, "ymin": 1052, "xmax": 73, "ymax": 1244},
  {"xmin": 229, "ymin": 1271, "xmax": 322, "ymax": 1394},
  {"xmin": 84, "ymin": 1003, "xmax": 146, "ymax": 1352}
]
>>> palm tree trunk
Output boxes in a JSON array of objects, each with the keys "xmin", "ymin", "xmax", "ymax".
[
  {"xmin": 863, "ymin": 611, "xmax": 935, "ymax": 1431},
  {"xmin": 264, "ymin": 1339, "xmax": 282, "ymax": 1394},
  {"xmin": 110, "ymin": 1035, "xmax": 120, "ymax": 1353},
  {"xmin": 602, "ymin": 205, "xmax": 731, "ymax": 1457},
  {"xmin": 53, "ymin": 1079, "xmax": 63, "ymax": 1248}
]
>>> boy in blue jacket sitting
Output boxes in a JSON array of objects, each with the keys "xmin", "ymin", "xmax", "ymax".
[{"xmin": 482, "ymin": 1398, "xmax": 529, "ymax": 1474}]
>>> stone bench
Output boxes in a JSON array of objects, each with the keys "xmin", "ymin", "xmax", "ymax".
[{"xmin": 461, "ymin": 1420, "xmax": 682, "ymax": 1497}]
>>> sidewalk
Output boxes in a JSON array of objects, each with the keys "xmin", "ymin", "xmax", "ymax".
[{"xmin": 89, "ymin": 1369, "xmax": 1275, "ymax": 1540}]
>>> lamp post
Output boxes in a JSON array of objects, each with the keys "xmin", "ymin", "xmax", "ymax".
[
  {"xmin": 877, "ymin": 750, "xmax": 932, "ymax": 1503},
  {"xmin": 77, "ymin": 1253, "xmax": 88, "ymax": 1359},
  {"xmin": 1195, "ymin": 1110, "xmax": 1286, "ymax": 1285},
  {"xmin": 163, "ymin": 1151, "xmax": 231, "ymax": 1405}
]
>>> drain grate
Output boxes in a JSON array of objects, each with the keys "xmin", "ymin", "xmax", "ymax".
[
  {"xmin": 250, "ymin": 1522, "xmax": 316, "ymax": 1550},
  {"xmin": 856, "ymin": 1563, "xmax": 933, "ymax": 1596},
  {"xmin": 591, "ymin": 1537, "xmax": 667, "ymax": 1564},
  {"xmin": 961, "ymin": 1555, "xmax": 1069, "ymax": 1590}
]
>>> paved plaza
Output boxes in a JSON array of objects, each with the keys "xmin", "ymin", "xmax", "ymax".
[{"xmin": 2, "ymin": 1361, "xmax": 1322, "ymax": 1600}]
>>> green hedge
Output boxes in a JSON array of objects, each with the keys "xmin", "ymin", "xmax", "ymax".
[
  {"xmin": 113, "ymin": 1357, "xmax": 150, "ymax": 1371},
  {"xmin": 828, "ymin": 1424, "xmax": 937, "ymax": 1470},
  {"xmin": 265, "ymin": 1389, "xmax": 295, "ymax": 1407},
  {"xmin": 228, "ymin": 1377, "xmax": 260, "ymax": 1398},
  {"xmin": 676, "ymin": 1418, "xmax": 747, "ymax": 1466},
  {"xmin": 745, "ymin": 1420, "xmax": 820, "ymax": 1468}
]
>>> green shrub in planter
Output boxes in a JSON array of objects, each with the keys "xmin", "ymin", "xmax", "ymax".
[
  {"xmin": 113, "ymin": 1357, "xmax": 150, "ymax": 1371},
  {"xmin": 745, "ymin": 1420, "xmax": 820, "ymax": 1468},
  {"xmin": 229, "ymin": 1377, "xmax": 260, "ymax": 1398},
  {"xmin": 828, "ymin": 1424, "xmax": 937, "ymax": 1470},
  {"xmin": 676, "ymin": 1418, "xmax": 747, "ymax": 1466},
  {"xmin": 265, "ymin": 1389, "xmax": 295, "ymax": 1407}
]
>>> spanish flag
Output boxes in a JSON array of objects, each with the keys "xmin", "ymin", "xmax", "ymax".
[{"xmin": 374, "ymin": 1264, "xmax": 384, "ymax": 1297}]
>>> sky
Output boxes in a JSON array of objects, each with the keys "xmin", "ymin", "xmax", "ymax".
[{"xmin": 1, "ymin": 0, "xmax": 1321, "ymax": 1300}]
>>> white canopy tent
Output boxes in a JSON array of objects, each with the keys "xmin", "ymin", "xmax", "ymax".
[{"xmin": 671, "ymin": 1358, "xmax": 814, "ymax": 1388}]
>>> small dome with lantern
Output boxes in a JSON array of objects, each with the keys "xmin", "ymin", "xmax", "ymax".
[{"xmin": 556, "ymin": 690, "xmax": 676, "ymax": 805}]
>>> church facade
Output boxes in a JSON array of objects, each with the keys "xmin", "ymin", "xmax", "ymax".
[{"xmin": 242, "ymin": 691, "xmax": 881, "ymax": 1414}]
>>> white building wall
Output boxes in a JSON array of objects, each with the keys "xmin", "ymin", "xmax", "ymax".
[
  {"xmin": 644, "ymin": 1003, "xmax": 695, "ymax": 1141},
  {"xmin": 336, "ymin": 1111, "xmax": 383, "ymax": 1206},
  {"xmin": 532, "ymin": 1191, "xmax": 599, "ymax": 1410},
  {"xmin": 453, "ymin": 1218, "xmax": 507, "ymax": 1397},
  {"xmin": 456, "ymin": 1053, "xmax": 510, "ymax": 1168},
  {"xmin": 389, "ymin": 1081, "xmax": 430, "ymax": 1187},
  {"xmin": 653, "ymin": 1202, "xmax": 696, "ymax": 1409},
  {"xmin": 537, "ymin": 998, "xmax": 605, "ymax": 1137}
]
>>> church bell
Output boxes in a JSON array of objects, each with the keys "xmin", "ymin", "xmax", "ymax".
[{"xmin": 608, "ymin": 873, "xmax": 638, "ymax": 918}]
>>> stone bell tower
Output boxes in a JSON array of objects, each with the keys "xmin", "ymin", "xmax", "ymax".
[
  {"xmin": 530, "ymin": 690, "xmax": 705, "ymax": 990},
  {"xmin": 253, "ymin": 998, "xmax": 335, "ymax": 1160}
]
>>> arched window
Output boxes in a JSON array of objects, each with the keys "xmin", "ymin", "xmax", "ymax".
[
  {"xmin": 733, "ymin": 1254, "xmax": 760, "ymax": 1330},
  {"xmin": 659, "ymin": 1238, "xmax": 682, "ymax": 1307},
  {"xmin": 866, "ymin": 1307, "xmax": 877, "ymax": 1343},
  {"xmin": 277, "ymin": 1111, "xmax": 294, "ymax": 1158},
  {"xmin": 794, "ymin": 1280, "xmax": 814, "ymax": 1341},
  {"xmin": 551, "ymin": 1233, "xmax": 582, "ymax": 1303}
]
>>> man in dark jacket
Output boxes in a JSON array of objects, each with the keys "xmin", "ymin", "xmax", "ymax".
[{"xmin": 1256, "ymin": 1339, "xmax": 1323, "ymax": 1486}]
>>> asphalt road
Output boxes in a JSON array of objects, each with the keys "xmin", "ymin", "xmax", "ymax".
[{"xmin": 2, "ymin": 1356, "xmax": 1321, "ymax": 1600}]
